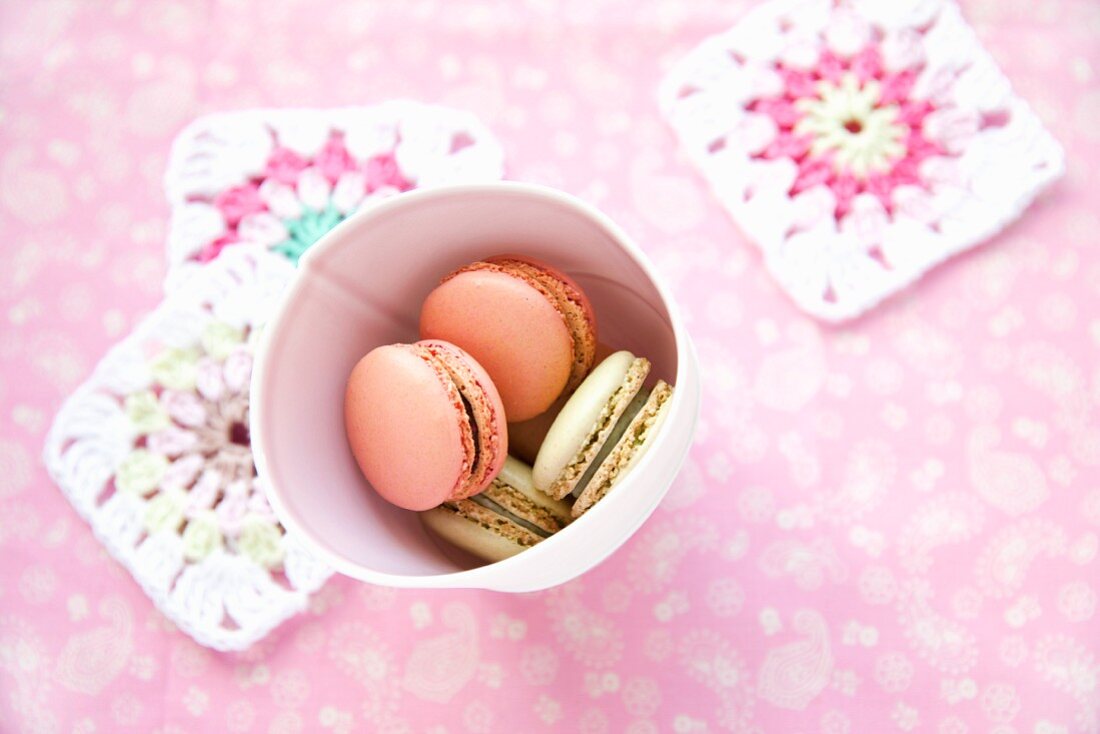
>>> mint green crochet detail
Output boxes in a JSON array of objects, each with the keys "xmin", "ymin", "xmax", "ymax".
[
  {"xmin": 273, "ymin": 205, "xmax": 344, "ymax": 264},
  {"xmin": 125, "ymin": 391, "xmax": 170, "ymax": 435},
  {"xmin": 143, "ymin": 487, "xmax": 186, "ymax": 534},
  {"xmin": 182, "ymin": 511, "xmax": 223, "ymax": 561}
]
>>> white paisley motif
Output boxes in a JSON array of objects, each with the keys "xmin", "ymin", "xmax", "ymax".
[
  {"xmin": 1015, "ymin": 342, "xmax": 1087, "ymax": 403},
  {"xmin": 54, "ymin": 596, "xmax": 133, "ymax": 695},
  {"xmin": 694, "ymin": 337, "xmax": 755, "ymax": 433},
  {"xmin": 327, "ymin": 622, "xmax": 400, "ymax": 723},
  {"xmin": 890, "ymin": 315, "xmax": 964, "ymax": 378},
  {"xmin": 1033, "ymin": 634, "xmax": 1100, "ymax": 732},
  {"xmin": 658, "ymin": 453, "xmax": 710, "ymax": 511},
  {"xmin": 897, "ymin": 580, "xmax": 979, "ymax": 674},
  {"xmin": 679, "ymin": 629, "xmax": 755, "ymax": 732},
  {"xmin": 545, "ymin": 582, "xmax": 624, "ymax": 669},
  {"xmin": 0, "ymin": 615, "xmax": 58, "ymax": 734},
  {"xmin": 758, "ymin": 538, "xmax": 847, "ymax": 590},
  {"xmin": 402, "ymin": 602, "xmax": 479, "ymax": 703},
  {"xmin": 974, "ymin": 520, "xmax": 1068, "ymax": 599},
  {"xmin": 873, "ymin": 651, "xmax": 914, "ymax": 692},
  {"xmin": 753, "ymin": 323, "xmax": 826, "ymax": 412},
  {"xmin": 968, "ymin": 427, "xmax": 1050, "ymax": 516},
  {"xmin": 898, "ymin": 494, "xmax": 985, "ymax": 574},
  {"xmin": 519, "ymin": 645, "xmax": 559, "ymax": 686},
  {"xmin": 757, "ymin": 609, "xmax": 833, "ymax": 710},
  {"xmin": 818, "ymin": 440, "xmax": 896, "ymax": 523},
  {"xmin": 626, "ymin": 515, "xmax": 719, "ymax": 594}
]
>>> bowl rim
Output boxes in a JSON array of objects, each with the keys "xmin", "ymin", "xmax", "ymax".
[{"xmin": 250, "ymin": 180, "xmax": 699, "ymax": 588}]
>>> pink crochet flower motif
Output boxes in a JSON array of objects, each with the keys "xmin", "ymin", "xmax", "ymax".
[
  {"xmin": 748, "ymin": 44, "xmax": 948, "ymax": 221},
  {"xmin": 660, "ymin": 0, "xmax": 1063, "ymax": 321},
  {"xmin": 196, "ymin": 132, "xmax": 412, "ymax": 264}
]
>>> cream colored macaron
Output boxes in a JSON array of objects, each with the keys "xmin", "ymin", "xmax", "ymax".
[
  {"xmin": 533, "ymin": 350, "xmax": 675, "ymax": 517},
  {"xmin": 571, "ymin": 381, "xmax": 673, "ymax": 517},
  {"xmin": 420, "ymin": 457, "xmax": 573, "ymax": 563},
  {"xmin": 532, "ymin": 351, "xmax": 651, "ymax": 499}
]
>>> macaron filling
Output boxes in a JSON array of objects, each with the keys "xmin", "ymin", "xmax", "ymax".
[
  {"xmin": 547, "ymin": 356, "xmax": 650, "ymax": 499},
  {"xmin": 469, "ymin": 494, "xmax": 554, "ymax": 539},
  {"xmin": 461, "ymin": 393, "xmax": 480, "ymax": 470},
  {"xmin": 418, "ymin": 340, "xmax": 504, "ymax": 500},
  {"xmin": 571, "ymin": 386, "xmax": 651, "ymax": 498},
  {"xmin": 421, "ymin": 456, "xmax": 571, "ymax": 563},
  {"xmin": 573, "ymin": 380, "xmax": 673, "ymax": 517},
  {"xmin": 438, "ymin": 500, "xmax": 542, "ymax": 548},
  {"xmin": 406, "ymin": 344, "xmax": 477, "ymax": 499},
  {"xmin": 482, "ymin": 478, "xmax": 571, "ymax": 532}
]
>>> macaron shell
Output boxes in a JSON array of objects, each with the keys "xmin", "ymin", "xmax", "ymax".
[
  {"xmin": 345, "ymin": 345, "xmax": 471, "ymax": 511},
  {"xmin": 419, "ymin": 339, "xmax": 508, "ymax": 498},
  {"xmin": 420, "ymin": 268, "xmax": 574, "ymax": 421},
  {"xmin": 420, "ymin": 501, "xmax": 540, "ymax": 563},
  {"xmin": 507, "ymin": 341, "xmax": 617, "ymax": 465},
  {"xmin": 496, "ymin": 455, "xmax": 543, "ymax": 495},
  {"xmin": 572, "ymin": 381, "xmax": 673, "ymax": 518},
  {"xmin": 487, "ymin": 255, "xmax": 596, "ymax": 334},
  {"xmin": 483, "ymin": 456, "xmax": 573, "ymax": 533},
  {"xmin": 485, "ymin": 255, "xmax": 598, "ymax": 391},
  {"xmin": 532, "ymin": 351, "xmax": 648, "ymax": 496},
  {"xmin": 507, "ymin": 392, "xmax": 568, "ymax": 465},
  {"xmin": 593, "ymin": 341, "xmax": 617, "ymax": 364}
]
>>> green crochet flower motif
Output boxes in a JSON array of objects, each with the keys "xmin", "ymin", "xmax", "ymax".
[
  {"xmin": 182, "ymin": 510, "xmax": 223, "ymax": 561},
  {"xmin": 117, "ymin": 449, "xmax": 169, "ymax": 495},
  {"xmin": 201, "ymin": 321, "xmax": 245, "ymax": 361},
  {"xmin": 149, "ymin": 347, "xmax": 199, "ymax": 391},
  {"xmin": 144, "ymin": 487, "xmax": 186, "ymax": 534},
  {"xmin": 125, "ymin": 391, "xmax": 170, "ymax": 435},
  {"xmin": 238, "ymin": 515, "xmax": 285, "ymax": 569},
  {"xmin": 273, "ymin": 205, "xmax": 345, "ymax": 265}
]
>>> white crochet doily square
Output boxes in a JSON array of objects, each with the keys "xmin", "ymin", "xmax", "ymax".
[
  {"xmin": 44, "ymin": 247, "xmax": 332, "ymax": 651},
  {"xmin": 163, "ymin": 101, "xmax": 506, "ymax": 291},
  {"xmin": 659, "ymin": 0, "xmax": 1063, "ymax": 321}
]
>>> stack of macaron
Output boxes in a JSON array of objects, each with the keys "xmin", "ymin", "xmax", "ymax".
[{"xmin": 344, "ymin": 255, "xmax": 674, "ymax": 564}]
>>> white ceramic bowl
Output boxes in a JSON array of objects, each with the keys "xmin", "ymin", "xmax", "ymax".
[{"xmin": 251, "ymin": 182, "xmax": 700, "ymax": 591}]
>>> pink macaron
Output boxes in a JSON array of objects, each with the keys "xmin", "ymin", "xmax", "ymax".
[
  {"xmin": 344, "ymin": 339, "xmax": 507, "ymax": 511},
  {"xmin": 419, "ymin": 255, "xmax": 598, "ymax": 422}
]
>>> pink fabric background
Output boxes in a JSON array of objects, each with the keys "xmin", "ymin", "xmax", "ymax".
[{"xmin": 2, "ymin": 1, "xmax": 1099, "ymax": 732}]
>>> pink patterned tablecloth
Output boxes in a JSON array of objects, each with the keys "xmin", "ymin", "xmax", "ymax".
[{"xmin": 2, "ymin": 2, "xmax": 1099, "ymax": 733}]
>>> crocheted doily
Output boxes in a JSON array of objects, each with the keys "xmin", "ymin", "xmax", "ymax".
[
  {"xmin": 659, "ymin": 0, "xmax": 1063, "ymax": 322},
  {"xmin": 44, "ymin": 104, "xmax": 505, "ymax": 650},
  {"xmin": 163, "ymin": 101, "xmax": 505, "ymax": 290},
  {"xmin": 43, "ymin": 247, "xmax": 329, "ymax": 651}
]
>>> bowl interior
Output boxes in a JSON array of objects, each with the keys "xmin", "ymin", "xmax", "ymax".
[{"xmin": 254, "ymin": 185, "xmax": 679, "ymax": 577}]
